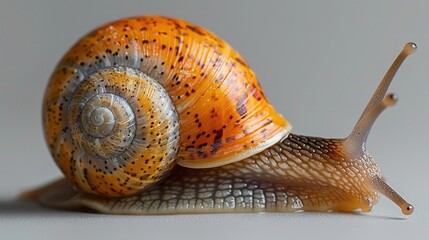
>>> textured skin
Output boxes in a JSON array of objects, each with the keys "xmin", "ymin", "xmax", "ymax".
[
  {"xmin": 33, "ymin": 134, "xmax": 381, "ymax": 214},
  {"xmin": 43, "ymin": 16, "xmax": 290, "ymax": 182}
]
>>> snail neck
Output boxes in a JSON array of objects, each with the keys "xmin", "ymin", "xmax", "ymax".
[
  {"xmin": 241, "ymin": 133, "xmax": 380, "ymax": 212},
  {"xmin": 254, "ymin": 133, "xmax": 412, "ymax": 215}
]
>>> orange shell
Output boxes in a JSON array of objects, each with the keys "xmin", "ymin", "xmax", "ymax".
[{"xmin": 44, "ymin": 16, "xmax": 291, "ymax": 170}]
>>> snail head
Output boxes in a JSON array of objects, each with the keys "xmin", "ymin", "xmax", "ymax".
[{"xmin": 341, "ymin": 42, "xmax": 416, "ymax": 215}]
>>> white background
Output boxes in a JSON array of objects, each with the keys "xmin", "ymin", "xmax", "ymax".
[{"xmin": 0, "ymin": 1, "xmax": 428, "ymax": 239}]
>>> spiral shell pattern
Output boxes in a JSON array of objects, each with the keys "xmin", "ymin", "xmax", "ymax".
[{"xmin": 45, "ymin": 67, "xmax": 179, "ymax": 196}]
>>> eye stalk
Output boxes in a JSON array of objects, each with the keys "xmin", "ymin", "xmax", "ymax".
[
  {"xmin": 344, "ymin": 42, "xmax": 416, "ymax": 215},
  {"xmin": 346, "ymin": 42, "xmax": 416, "ymax": 152},
  {"xmin": 346, "ymin": 93, "xmax": 398, "ymax": 155}
]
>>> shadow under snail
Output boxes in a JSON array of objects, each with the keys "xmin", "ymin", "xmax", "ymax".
[{"xmin": 23, "ymin": 16, "xmax": 416, "ymax": 215}]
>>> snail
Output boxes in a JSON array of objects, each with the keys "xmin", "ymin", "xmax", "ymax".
[{"xmin": 23, "ymin": 16, "xmax": 416, "ymax": 215}]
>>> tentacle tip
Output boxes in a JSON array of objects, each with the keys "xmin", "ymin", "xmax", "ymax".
[
  {"xmin": 401, "ymin": 204, "xmax": 414, "ymax": 215},
  {"xmin": 403, "ymin": 42, "xmax": 417, "ymax": 55},
  {"xmin": 384, "ymin": 93, "xmax": 398, "ymax": 107}
]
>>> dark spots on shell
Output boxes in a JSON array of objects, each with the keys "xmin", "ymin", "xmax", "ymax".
[
  {"xmin": 225, "ymin": 136, "xmax": 236, "ymax": 143},
  {"xmin": 211, "ymin": 128, "xmax": 223, "ymax": 154},
  {"xmin": 187, "ymin": 25, "xmax": 206, "ymax": 36},
  {"xmin": 161, "ymin": 44, "xmax": 167, "ymax": 50},
  {"xmin": 174, "ymin": 36, "xmax": 183, "ymax": 43},
  {"xmin": 197, "ymin": 149, "xmax": 209, "ymax": 158},
  {"xmin": 262, "ymin": 119, "xmax": 273, "ymax": 127},
  {"xmin": 142, "ymin": 40, "xmax": 149, "ymax": 44},
  {"xmin": 210, "ymin": 108, "xmax": 218, "ymax": 118},
  {"xmin": 172, "ymin": 73, "xmax": 179, "ymax": 81},
  {"xmin": 215, "ymin": 74, "xmax": 225, "ymax": 84},
  {"xmin": 178, "ymin": 56, "xmax": 184, "ymax": 62},
  {"xmin": 236, "ymin": 91, "xmax": 248, "ymax": 118},
  {"xmin": 235, "ymin": 57, "xmax": 248, "ymax": 67},
  {"xmin": 248, "ymin": 83, "xmax": 264, "ymax": 101},
  {"xmin": 198, "ymin": 143, "xmax": 208, "ymax": 149},
  {"xmin": 83, "ymin": 168, "xmax": 89, "ymax": 183},
  {"xmin": 170, "ymin": 19, "xmax": 183, "ymax": 29}
]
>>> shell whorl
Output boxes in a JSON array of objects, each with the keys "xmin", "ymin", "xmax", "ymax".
[
  {"xmin": 71, "ymin": 91, "xmax": 136, "ymax": 159},
  {"xmin": 49, "ymin": 67, "xmax": 180, "ymax": 196}
]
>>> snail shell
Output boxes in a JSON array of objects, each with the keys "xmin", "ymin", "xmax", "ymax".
[
  {"xmin": 34, "ymin": 16, "xmax": 415, "ymax": 215},
  {"xmin": 44, "ymin": 16, "xmax": 290, "ymax": 197}
]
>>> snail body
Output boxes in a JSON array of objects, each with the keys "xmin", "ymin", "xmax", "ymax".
[{"xmin": 27, "ymin": 16, "xmax": 415, "ymax": 215}]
